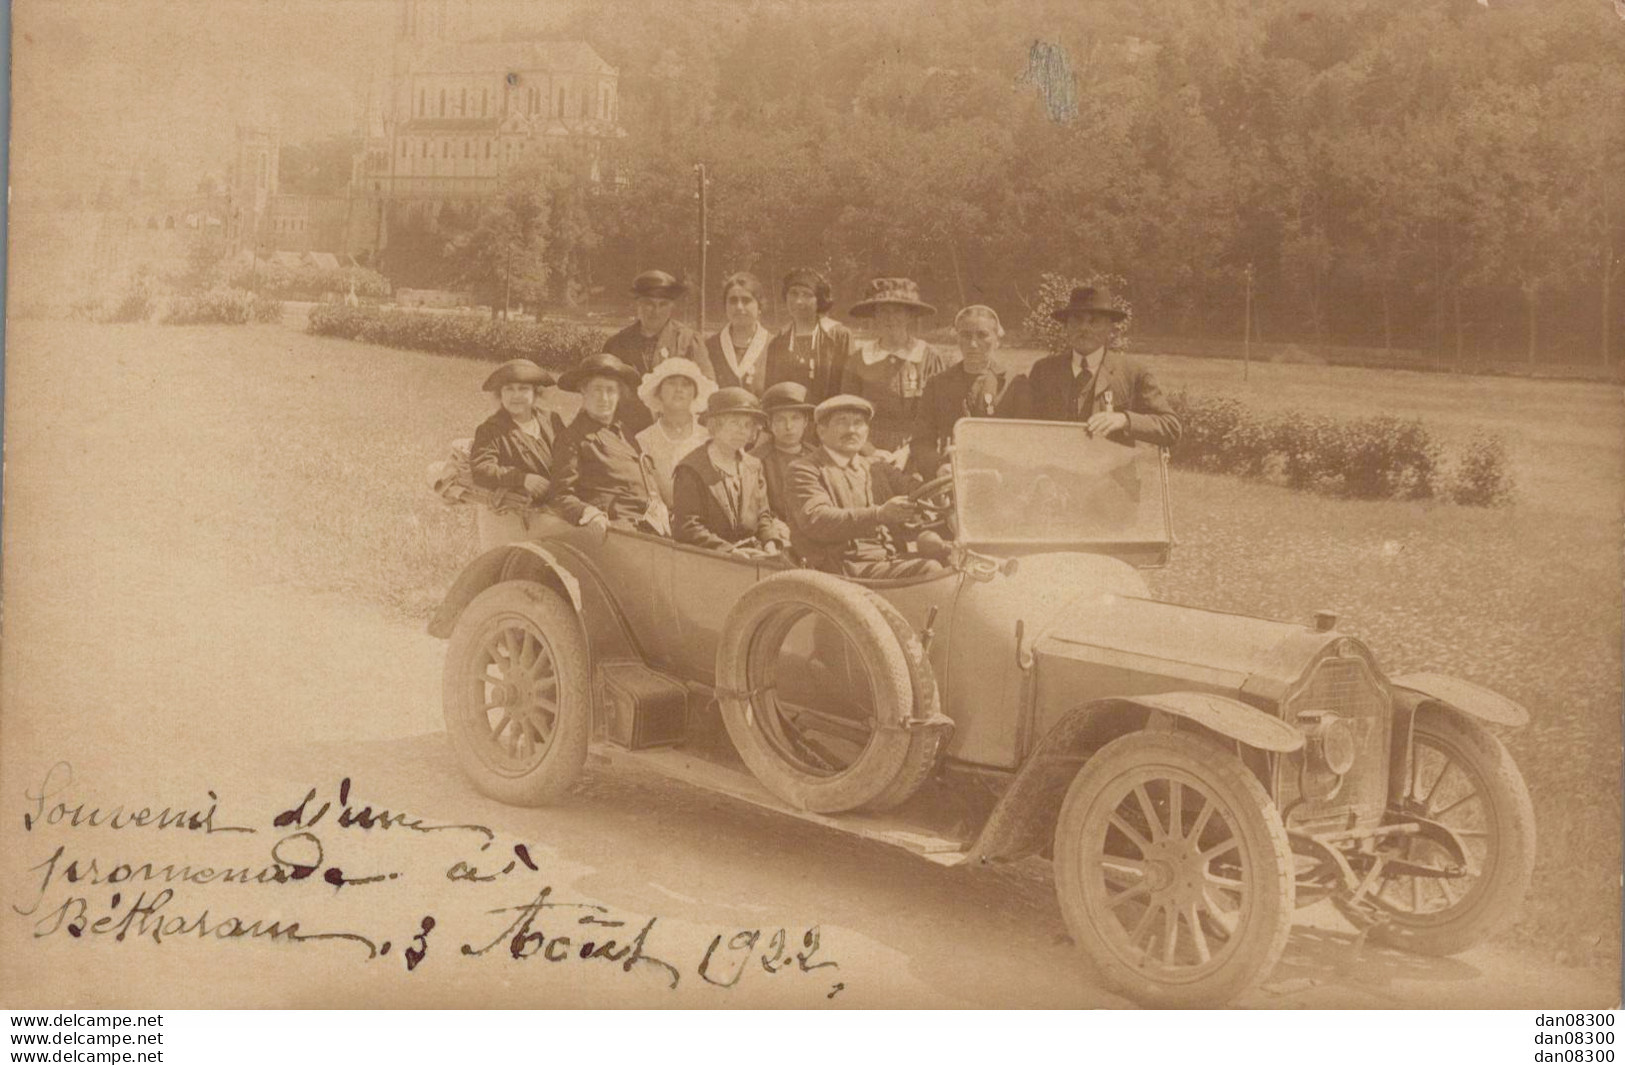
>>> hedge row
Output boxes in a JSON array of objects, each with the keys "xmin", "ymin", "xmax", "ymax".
[
  {"xmin": 164, "ymin": 288, "xmax": 284, "ymax": 326},
  {"xmin": 308, "ymin": 305, "xmax": 607, "ymax": 371},
  {"xmin": 219, "ymin": 263, "xmax": 392, "ymax": 301},
  {"xmin": 1168, "ymin": 390, "xmax": 1514, "ymax": 506}
]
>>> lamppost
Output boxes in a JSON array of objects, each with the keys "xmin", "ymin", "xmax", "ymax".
[{"xmin": 694, "ymin": 163, "xmax": 709, "ymax": 336}]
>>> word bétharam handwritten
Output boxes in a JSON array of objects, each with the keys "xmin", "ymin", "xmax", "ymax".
[{"xmin": 14, "ymin": 765, "xmax": 846, "ymax": 999}]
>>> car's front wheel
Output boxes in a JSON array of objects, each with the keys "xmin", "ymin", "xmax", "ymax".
[
  {"xmin": 1369, "ymin": 706, "xmax": 1536, "ymax": 955},
  {"xmin": 442, "ymin": 580, "xmax": 590, "ymax": 806},
  {"xmin": 1053, "ymin": 731, "xmax": 1294, "ymax": 1007}
]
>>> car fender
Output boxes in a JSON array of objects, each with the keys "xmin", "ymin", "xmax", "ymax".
[
  {"xmin": 1386, "ymin": 674, "xmax": 1528, "ymax": 805},
  {"xmin": 1388, "ymin": 672, "xmax": 1530, "ymax": 728},
  {"xmin": 964, "ymin": 693, "xmax": 1301, "ymax": 864},
  {"xmin": 427, "ymin": 542, "xmax": 582, "ymax": 639}
]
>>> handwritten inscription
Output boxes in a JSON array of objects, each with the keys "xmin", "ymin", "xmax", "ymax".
[
  {"xmin": 12, "ymin": 763, "xmax": 847, "ymax": 1000},
  {"xmin": 273, "ymin": 777, "xmax": 494, "ymax": 842},
  {"xmin": 23, "ymin": 762, "xmax": 254, "ymax": 836}
]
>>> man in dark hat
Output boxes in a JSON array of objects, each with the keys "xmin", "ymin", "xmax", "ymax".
[
  {"xmin": 1000, "ymin": 286, "xmax": 1181, "ymax": 447},
  {"xmin": 788, "ymin": 395, "xmax": 943, "ymax": 579},
  {"xmin": 761, "ymin": 268, "xmax": 856, "ymax": 404},
  {"xmin": 602, "ymin": 270, "xmax": 715, "ymax": 421},
  {"xmin": 548, "ymin": 353, "xmax": 658, "ymax": 533},
  {"xmin": 470, "ymin": 358, "xmax": 564, "ymax": 500},
  {"xmin": 751, "ymin": 381, "xmax": 819, "ymax": 538}
]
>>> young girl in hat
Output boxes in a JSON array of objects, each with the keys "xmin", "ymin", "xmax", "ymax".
[{"xmin": 634, "ymin": 357, "xmax": 715, "ymax": 508}]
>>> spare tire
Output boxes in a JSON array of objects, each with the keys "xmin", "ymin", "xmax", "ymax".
[{"xmin": 715, "ymin": 570, "xmax": 947, "ymax": 813}]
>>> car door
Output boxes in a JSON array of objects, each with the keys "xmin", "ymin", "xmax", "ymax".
[{"xmin": 666, "ymin": 541, "xmax": 766, "ymax": 681}]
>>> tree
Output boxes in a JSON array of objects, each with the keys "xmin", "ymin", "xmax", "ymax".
[{"xmin": 444, "ymin": 162, "xmax": 550, "ymax": 317}]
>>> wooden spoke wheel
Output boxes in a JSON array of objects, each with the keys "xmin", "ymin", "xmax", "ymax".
[
  {"xmin": 1370, "ymin": 707, "xmax": 1536, "ymax": 955},
  {"xmin": 443, "ymin": 581, "xmax": 590, "ymax": 806},
  {"xmin": 1054, "ymin": 732, "xmax": 1294, "ymax": 1007}
]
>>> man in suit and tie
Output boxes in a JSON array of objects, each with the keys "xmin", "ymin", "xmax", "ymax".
[
  {"xmin": 788, "ymin": 395, "xmax": 945, "ymax": 579},
  {"xmin": 999, "ymin": 286, "xmax": 1181, "ymax": 448}
]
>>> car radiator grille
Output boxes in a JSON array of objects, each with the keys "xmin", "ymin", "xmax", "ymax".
[{"xmin": 1276, "ymin": 652, "xmax": 1391, "ymax": 832}]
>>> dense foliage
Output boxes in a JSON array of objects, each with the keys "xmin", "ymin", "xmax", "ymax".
[
  {"xmin": 1169, "ymin": 390, "xmax": 1512, "ymax": 505},
  {"xmin": 307, "ymin": 304, "xmax": 607, "ymax": 370},
  {"xmin": 217, "ymin": 262, "xmax": 392, "ymax": 302},
  {"xmin": 401, "ymin": 0, "xmax": 1621, "ymax": 368},
  {"xmin": 164, "ymin": 288, "xmax": 284, "ymax": 326}
]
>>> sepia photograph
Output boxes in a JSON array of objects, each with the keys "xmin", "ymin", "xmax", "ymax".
[{"xmin": 2, "ymin": 0, "xmax": 1621, "ymax": 1018}]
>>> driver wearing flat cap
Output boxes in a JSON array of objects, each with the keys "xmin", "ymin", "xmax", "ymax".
[{"xmin": 787, "ymin": 395, "xmax": 945, "ymax": 579}]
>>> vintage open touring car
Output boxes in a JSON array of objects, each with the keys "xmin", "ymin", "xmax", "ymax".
[{"xmin": 427, "ymin": 417, "xmax": 1537, "ymax": 1006}]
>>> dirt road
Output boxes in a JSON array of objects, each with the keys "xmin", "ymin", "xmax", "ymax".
[{"xmin": 1, "ymin": 322, "xmax": 1615, "ymax": 1009}]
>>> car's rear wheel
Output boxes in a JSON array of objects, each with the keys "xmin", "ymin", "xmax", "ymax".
[
  {"xmin": 1369, "ymin": 707, "xmax": 1536, "ymax": 955},
  {"xmin": 715, "ymin": 570, "xmax": 943, "ymax": 814},
  {"xmin": 442, "ymin": 580, "xmax": 590, "ymax": 806},
  {"xmin": 1053, "ymin": 731, "xmax": 1294, "ymax": 1007}
]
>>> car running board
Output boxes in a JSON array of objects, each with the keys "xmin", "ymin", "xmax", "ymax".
[{"xmin": 587, "ymin": 745, "xmax": 973, "ymax": 867}]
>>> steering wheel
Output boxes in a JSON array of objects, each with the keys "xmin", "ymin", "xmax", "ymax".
[{"xmin": 907, "ymin": 473, "xmax": 956, "ymax": 536}]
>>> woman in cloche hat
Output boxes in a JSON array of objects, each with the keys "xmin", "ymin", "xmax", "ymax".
[
  {"xmin": 469, "ymin": 358, "xmax": 563, "ymax": 501},
  {"xmin": 633, "ymin": 357, "xmax": 716, "ymax": 508},
  {"xmin": 838, "ymin": 277, "xmax": 949, "ymax": 456},
  {"xmin": 672, "ymin": 388, "xmax": 790, "ymax": 557}
]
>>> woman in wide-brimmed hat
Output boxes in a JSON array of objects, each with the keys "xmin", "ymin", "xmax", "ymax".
[
  {"xmin": 838, "ymin": 277, "xmax": 949, "ymax": 456},
  {"xmin": 549, "ymin": 353, "xmax": 660, "ymax": 532},
  {"xmin": 761, "ymin": 268, "xmax": 856, "ymax": 404},
  {"xmin": 706, "ymin": 271, "xmax": 774, "ymax": 394},
  {"xmin": 633, "ymin": 357, "xmax": 716, "ymax": 508},
  {"xmin": 466, "ymin": 358, "xmax": 566, "ymax": 549},
  {"xmin": 672, "ymin": 388, "xmax": 789, "ymax": 556},
  {"xmin": 469, "ymin": 358, "xmax": 563, "ymax": 498}
]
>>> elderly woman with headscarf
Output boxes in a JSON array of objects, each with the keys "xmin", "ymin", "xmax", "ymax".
[
  {"xmin": 838, "ymin": 277, "xmax": 949, "ymax": 458},
  {"xmin": 705, "ymin": 271, "xmax": 774, "ymax": 393},
  {"xmin": 907, "ymin": 304, "xmax": 1011, "ymax": 477},
  {"xmin": 633, "ymin": 357, "xmax": 715, "ymax": 508},
  {"xmin": 762, "ymin": 268, "xmax": 856, "ymax": 403}
]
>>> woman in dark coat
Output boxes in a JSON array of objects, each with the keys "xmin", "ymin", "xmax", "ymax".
[
  {"xmin": 839, "ymin": 277, "xmax": 949, "ymax": 455},
  {"xmin": 470, "ymin": 358, "xmax": 563, "ymax": 498},
  {"xmin": 672, "ymin": 388, "xmax": 790, "ymax": 556},
  {"xmin": 761, "ymin": 268, "xmax": 857, "ymax": 403},
  {"xmin": 908, "ymin": 304, "xmax": 1010, "ymax": 477}
]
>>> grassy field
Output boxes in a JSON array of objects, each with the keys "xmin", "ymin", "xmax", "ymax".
[{"xmin": 9, "ymin": 319, "xmax": 1619, "ymax": 967}]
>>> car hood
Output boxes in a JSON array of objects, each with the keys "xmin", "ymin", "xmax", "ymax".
[{"xmin": 991, "ymin": 554, "xmax": 1340, "ymax": 699}]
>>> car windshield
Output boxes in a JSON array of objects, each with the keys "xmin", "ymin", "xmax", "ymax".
[{"xmin": 951, "ymin": 418, "xmax": 1171, "ymax": 548}]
